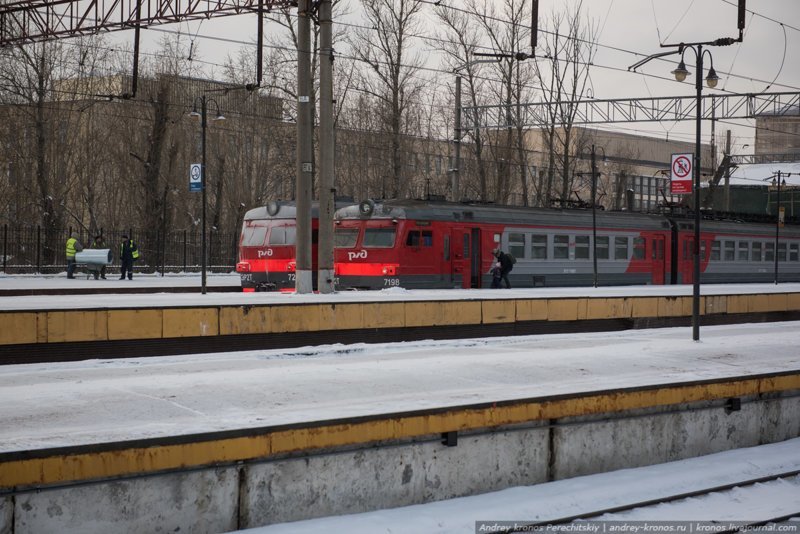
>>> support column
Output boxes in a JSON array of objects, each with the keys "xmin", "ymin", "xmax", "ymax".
[
  {"xmin": 295, "ymin": 0, "xmax": 313, "ymax": 294},
  {"xmin": 317, "ymin": 0, "xmax": 335, "ymax": 293}
]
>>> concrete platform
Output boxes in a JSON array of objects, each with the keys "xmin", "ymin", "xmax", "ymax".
[{"xmin": 1, "ymin": 321, "xmax": 798, "ymax": 473}]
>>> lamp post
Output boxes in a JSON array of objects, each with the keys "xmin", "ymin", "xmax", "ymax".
[
  {"xmin": 189, "ymin": 95, "xmax": 225, "ymax": 295},
  {"xmin": 580, "ymin": 144, "xmax": 605, "ymax": 288},
  {"xmin": 768, "ymin": 171, "xmax": 794, "ymax": 285},
  {"xmin": 629, "ymin": 10, "xmax": 742, "ymax": 340},
  {"xmin": 669, "ymin": 44, "xmax": 719, "ymax": 342}
]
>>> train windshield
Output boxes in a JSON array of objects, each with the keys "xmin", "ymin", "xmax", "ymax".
[
  {"xmin": 241, "ymin": 222, "xmax": 269, "ymax": 246},
  {"xmin": 268, "ymin": 225, "xmax": 296, "ymax": 245},
  {"xmin": 363, "ymin": 228, "xmax": 396, "ymax": 248},
  {"xmin": 334, "ymin": 228, "xmax": 359, "ymax": 248}
]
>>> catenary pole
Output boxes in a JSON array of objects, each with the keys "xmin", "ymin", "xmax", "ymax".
[
  {"xmin": 295, "ymin": 0, "xmax": 313, "ymax": 294},
  {"xmin": 317, "ymin": 0, "xmax": 335, "ymax": 293}
]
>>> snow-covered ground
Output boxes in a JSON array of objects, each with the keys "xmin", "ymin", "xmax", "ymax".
[
  {"xmin": 240, "ymin": 438, "xmax": 800, "ymax": 533},
  {"xmin": 2, "ymin": 321, "xmax": 799, "ymax": 453},
  {"xmin": 2, "ymin": 272, "xmax": 800, "ymax": 310}
]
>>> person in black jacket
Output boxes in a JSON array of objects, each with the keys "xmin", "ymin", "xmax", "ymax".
[
  {"xmin": 119, "ymin": 235, "xmax": 139, "ymax": 280},
  {"xmin": 493, "ymin": 248, "xmax": 513, "ymax": 289},
  {"xmin": 90, "ymin": 235, "xmax": 108, "ymax": 279}
]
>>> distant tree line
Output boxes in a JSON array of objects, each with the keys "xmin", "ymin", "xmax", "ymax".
[{"xmin": 0, "ymin": 0, "xmax": 600, "ymax": 266}]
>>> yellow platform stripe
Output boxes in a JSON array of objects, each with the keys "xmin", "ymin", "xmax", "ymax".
[
  {"xmin": 2, "ymin": 293, "xmax": 800, "ymax": 346},
  {"xmin": 2, "ymin": 373, "xmax": 798, "ymax": 489}
]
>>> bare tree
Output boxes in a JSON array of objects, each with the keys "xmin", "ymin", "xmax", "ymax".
[
  {"xmin": 348, "ymin": 0, "xmax": 427, "ymax": 198},
  {"xmin": 532, "ymin": 1, "xmax": 596, "ymax": 206},
  {"xmin": 434, "ymin": 3, "xmax": 491, "ymax": 201},
  {"xmin": 0, "ymin": 40, "xmax": 82, "ymax": 261},
  {"xmin": 468, "ymin": 0, "xmax": 536, "ymax": 205}
]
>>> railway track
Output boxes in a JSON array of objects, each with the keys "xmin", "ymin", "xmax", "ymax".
[{"xmin": 509, "ymin": 470, "xmax": 800, "ymax": 532}]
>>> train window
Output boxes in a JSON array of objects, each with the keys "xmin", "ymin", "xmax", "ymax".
[
  {"xmin": 575, "ymin": 235, "xmax": 590, "ymax": 260},
  {"xmin": 508, "ymin": 233, "xmax": 525, "ymax": 259},
  {"xmin": 724, "ymin": 241, "xmax": 735, "ymax": 261},
  {"xmin": 710, "ymin": 241, "xmax": 721, "ymax": 261},
  {"xmin": 405, "ymin": 230, "xmax": 432, "ymax": 247},
  {"xmin": 364, "ymin": 228, "xmax": 396, "ymax": 248},
  {"xmin": 241, "ymin": 225, "xmax": 268, "ymax": 246},
  {"xmin": 334, "ymin": 228, "xmax": 359, "ymax": 248},
  {"xmin": 268, "ymin": 226, "xmax": 296, "ymax": 245},
  {"xmin": 595, "ymin": 236, "xmax": 609, "ymax": 260},
  {"xmin": 652, "ymin": 239, "xmax": 664, "ymax": 260},
  {"xmin": 700, "ymin": 240, "xmax": 708, "ymax": 261},
  {"xmin": 765, "ymin": 242, "xmax": 775, "ymax": 262},
  {"xmin": 444, "ymin": 235, "xmax": 450, "ymax": 261},
  {"xmin": 554, "ymin": 235, "xmax": 569, "ymax": 259},
  {"xmin": 633, "ymin": 237, "xmax": 645, "ymax": 260},
  {"xmin": 737, "ymin": 241, "xmax": 749, "ymax": 261},
  {"xmin": 778, "ymin": 243, "xmax": 787, "ymax": 262},
  {"xmin": 531, "ymin": 235, "xmax": 548, "ymax": 259},
  {"xmin": 615, "ymin": 237, "xmax": 629, "ymax": 260},
  {"xmin": 752, "ymin": 242, "xmax": 762, "ymax": 262},
  {"xmin": 791, "ymin": 243, "xmax": 799, "ymax": 262}
]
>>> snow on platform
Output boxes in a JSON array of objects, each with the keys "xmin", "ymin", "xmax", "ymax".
[
  {"xmin": 1, "ymin": 321, "xmax": 798, "ymax": 453},
  {"xmin": 1, "ymin": 273, "xmax": 800, "ymax": 311}
]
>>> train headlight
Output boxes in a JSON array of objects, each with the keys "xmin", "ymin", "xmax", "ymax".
[{"xmin": 236, "ymin": 261, "xmax": 251, "ymax": 273}]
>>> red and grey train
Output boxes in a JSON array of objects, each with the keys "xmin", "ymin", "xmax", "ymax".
[
  {"xmin": 237, "ymin": 198, "xmax": 800, "ymax": 291},
  {"xmin": 236, "ymin": 201, "xmax": 323, "ymax": 292}
]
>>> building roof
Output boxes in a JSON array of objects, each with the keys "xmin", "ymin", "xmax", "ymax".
[{"xmin": 726, "ymin": 162, "xmax": 800, "ymax": 186}]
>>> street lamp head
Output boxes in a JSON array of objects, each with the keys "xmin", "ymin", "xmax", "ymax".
[
  {"xmin": 212, "ymin": 112, "xmax": 226, "ymax": 122},
  {"xmin": 188, "ymin": 109, "xmax": 201, "ymax": 121},
  {"xmin": 705, "ymin": 66, "xmax": 719, "ymax": 88},
  {"xmin": 671, "ymin": 60, "xmax": 689, "ymax": 82}
]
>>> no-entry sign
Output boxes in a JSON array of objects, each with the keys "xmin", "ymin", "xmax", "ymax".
[{"xmin": 671, "ymin": 153, "xmax": 693, "ymax": 194}]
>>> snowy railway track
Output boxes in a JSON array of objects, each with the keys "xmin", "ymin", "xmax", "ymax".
[{"xmin": 510, "ymin": 470, "xmax": 800, "ymax": 532}]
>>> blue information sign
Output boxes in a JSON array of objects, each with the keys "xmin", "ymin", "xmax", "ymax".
[{"xmin": 189, "ymin": 163, "xmax": 202, "ymax": 192}]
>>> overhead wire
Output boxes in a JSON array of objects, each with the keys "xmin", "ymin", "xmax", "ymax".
[{"xmin": 3, "ymin": 0, "xmax": 800, "ymax": 144}]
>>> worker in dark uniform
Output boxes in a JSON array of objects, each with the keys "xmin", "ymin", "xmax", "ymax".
[
  {"xmin": 493, "ymin": 247, "xmax": 514, "ymax": 289},
  {"xmin": 119, "ymin": 234, "xmax": 139, "ymax": 280},
  {"xmin": 90, "ymin": 235, "xmax": 108, "ymax": 279}
]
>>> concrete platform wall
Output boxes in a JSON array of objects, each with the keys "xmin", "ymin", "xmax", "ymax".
[
  {"xmin": 6, "ymin": 392, "xmax": 799, "ymax": 533},
  {"xmin": 4, "ymin": 292, "xmax": 800, "ymax": 346},
  {"xmin": 553, "ymin": 394, "xmax": 800, "ymax": 479}
]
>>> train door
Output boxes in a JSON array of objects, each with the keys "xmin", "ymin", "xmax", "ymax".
[
  {"xmin": 450, "ymin": 228, "xmax": 469, "ymax": 288},
  {"xmin": 470, "ymin": 228, "xmax": 482, "ymax": 288},
  {"xmin": 682, "ymin": 236, "xmax": 695, "ymax": 284},
  {"xmin": 652, "ymin": 235, "xmax": 666, "ymax": 284},
  {"xmin": 450, "ymin": 227, "xmax": 479, "ymax": 288}
]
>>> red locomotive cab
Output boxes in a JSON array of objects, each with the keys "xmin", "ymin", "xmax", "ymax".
[
  {"xmin": 237, "ymin": 202, "xmax": 305, "ymax": 292},
  {"xmin": 333, "ymin": 218, "xmax": 401, "ymax": 289}
]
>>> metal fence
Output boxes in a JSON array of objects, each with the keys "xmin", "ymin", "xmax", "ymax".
[{"xmin": 0, "ymin": 224, "xmax": 239, "ymax": 274}]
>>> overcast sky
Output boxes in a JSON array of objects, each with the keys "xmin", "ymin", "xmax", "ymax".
[{"xmin": 128, "ymin": 0, "xmax": 800, "ymax": 150}]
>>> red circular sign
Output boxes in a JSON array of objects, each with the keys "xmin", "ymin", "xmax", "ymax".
[{"xmin": 672, "ymin": 156, "xmax": 692, "ymax": 178}]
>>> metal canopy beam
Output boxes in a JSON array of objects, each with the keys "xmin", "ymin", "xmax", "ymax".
[
  {"xmin": 0, "ymin": 0, "xmax": 296, "ymax": 45},
  {"xmin": 463, "ymin": 91, "xmax": 800, "ymax": 129}
]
